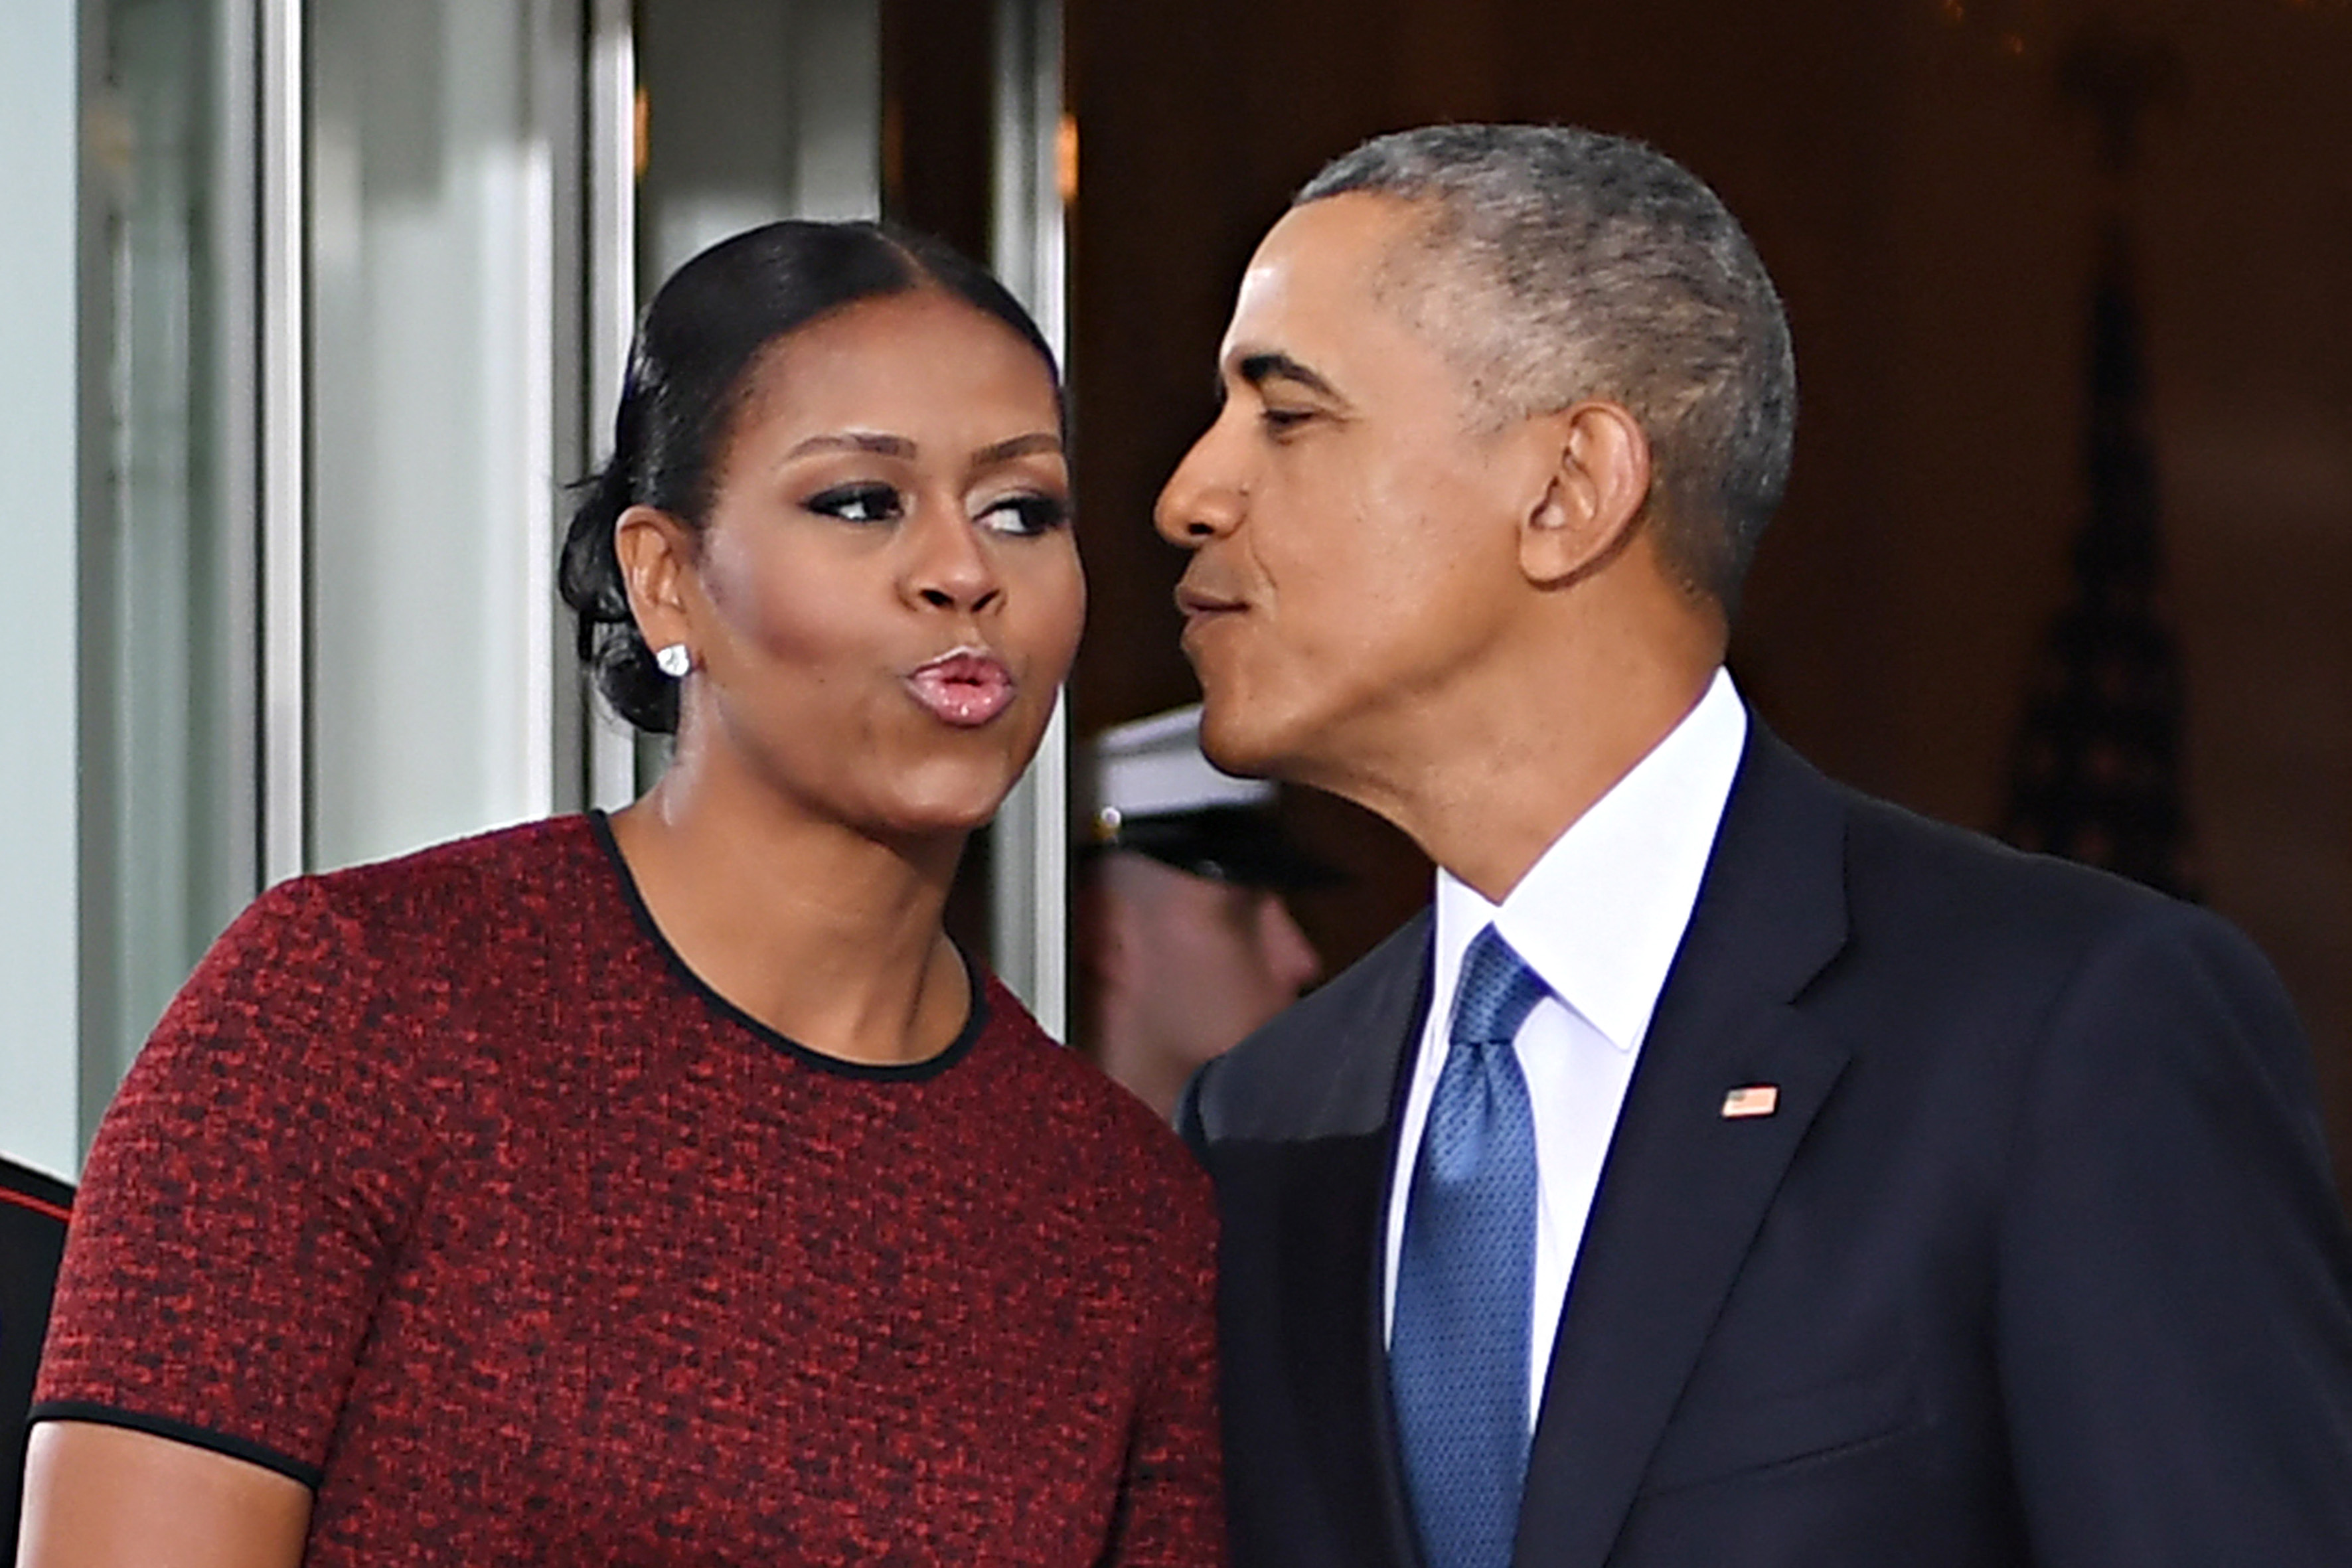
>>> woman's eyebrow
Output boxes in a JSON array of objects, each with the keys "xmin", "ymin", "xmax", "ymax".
[
  {"xmin": 785, "ymin": 431, "xmax": 917, "ymax": 460},
  {"xmin": 971, "ymin": 431, "xmax": 1063, "ymax": 466},
  {"xmin": 781, "ymin": 431, "xmax": 1060, "ymax": 465}
]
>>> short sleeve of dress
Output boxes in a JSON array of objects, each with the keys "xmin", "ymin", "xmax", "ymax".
[
  {"xmin": 32, "ymin": 877, "xmax": 439, "ymax": 1488},
  {"xmin": 1105, "ymin": 1161, "xmax": 1227, "ymax": 1567}
]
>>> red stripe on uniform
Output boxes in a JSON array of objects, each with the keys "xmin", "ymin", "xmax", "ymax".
[{"xmin": 1, "ymin": 1186, "xmax": 71, "ymax": 1224}]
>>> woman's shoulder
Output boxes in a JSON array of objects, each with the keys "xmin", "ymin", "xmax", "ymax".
[
  {"xmin": 169, "ymin": 815, "xmax": 616, "ymax": 1052},
  {"xmin": 293, "ymin": 812, "xmax": 599, "ymax": 917},
  {"xmin": 225, "ymin": 815, "xmax": 605, "ymax": 963},
  {"xmin": 971, "ymin": 976, "xmax": 1214, "ymax": 1201}
]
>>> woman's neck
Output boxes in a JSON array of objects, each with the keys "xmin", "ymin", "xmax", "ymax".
[{"xmin": 607, "ymin": 753, "xmax": 973, "ymax": 1068}]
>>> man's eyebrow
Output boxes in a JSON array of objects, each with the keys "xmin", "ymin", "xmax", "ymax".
[{"xmin": 1237, "ymin": 351, "xmax": 1343, "ymax": 402}]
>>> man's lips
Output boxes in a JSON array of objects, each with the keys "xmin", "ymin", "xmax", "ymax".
[
  {"xmin": 905, "ymin": 647, "xmax": 1015, "ymax": 727},
  {"xmin": 1174, "ymin": 584, "xmax": 1247, "ymax": 629}
]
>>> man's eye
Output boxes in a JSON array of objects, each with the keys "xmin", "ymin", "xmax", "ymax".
[
  {"xmin": 979, "ymin": 493, "xmax": 1072, "ymax": 537},
  {"xmin": 806, "ymin": 483, "xmax": 901, "ymax": 523}
]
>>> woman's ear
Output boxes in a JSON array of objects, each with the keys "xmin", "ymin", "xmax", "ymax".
[
  {"xmin": 1518, "ymin": 400, "xmax": 1653, "ymax": 588},
  {"xmin": 613, "ymin": 504, "xmax": 700, "ymax": 654}
]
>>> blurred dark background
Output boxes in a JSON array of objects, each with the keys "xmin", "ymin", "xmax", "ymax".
[{"xmin": 887, "ymin": 0, "xmax": 2352, "ymax": 1192}]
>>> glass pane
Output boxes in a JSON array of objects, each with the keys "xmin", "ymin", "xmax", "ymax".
[
  {"xmin": 86, "ymin": 0, "xmax": 257, "ymax": 1110},
  {"xmin": 637, "ymin": 0, "xmax": 882, "ymax": 283},
  {"xmin": 307, "ymin": 0, "xmax": 558, "ymax": 870}
]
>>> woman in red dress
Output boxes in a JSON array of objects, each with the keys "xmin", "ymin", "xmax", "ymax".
[{"xmin": 24, "ymin": 220, "xmax": 1221, "ymax": 1567}]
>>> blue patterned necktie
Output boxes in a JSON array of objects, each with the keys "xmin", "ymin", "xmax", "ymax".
[{"xmin": 1391, "ymin": 923, "xmax": 1547, "ymax": 1568}]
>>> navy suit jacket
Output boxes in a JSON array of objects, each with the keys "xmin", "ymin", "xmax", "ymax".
[{"xmin": 1178, "ymin": 726, "xmax": 2352, "ymax": 1568}]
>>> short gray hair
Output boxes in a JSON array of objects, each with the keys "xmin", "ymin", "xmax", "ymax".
[{"xmin": 1298, "ymin": 123, "xmax": 1796, "ymax": 611}]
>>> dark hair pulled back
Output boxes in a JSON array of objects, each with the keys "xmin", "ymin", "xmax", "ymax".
[{"xmin": 559, "ymin": 218, "xmax": 1061, "ymax": 734}]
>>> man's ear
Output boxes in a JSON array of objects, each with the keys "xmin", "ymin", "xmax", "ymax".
[
  {"xmin": 613, "ymin": 504, "xmax": 701, "ymax": 655},
  {"xmin": 1518, "ymin": 400, "xmax": 1653, "ymax": 588}
]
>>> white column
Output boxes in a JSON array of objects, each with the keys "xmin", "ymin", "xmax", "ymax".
[
  {"xmin": 260, "ymin": 0, "xmax": 306, "ymax": 885},
  {"xmin": 0, "ymin": 0, "xmax": 86, "ymax": 1181},
  {"xmin": 987, "ymin": 0, "xmax": 1069, "ymax": 1035},
  {"xmin": 583, "ymin": 0, "xmax": 641, "ymax": 811}
]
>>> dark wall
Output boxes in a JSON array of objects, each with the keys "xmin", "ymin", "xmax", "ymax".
[{"xmin": 1063, "ymin": 1, "xmax": 2352, "ymax": 1186}]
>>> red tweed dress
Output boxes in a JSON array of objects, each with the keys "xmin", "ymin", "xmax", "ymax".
[{"xmin": 35, "ymin": 815, "xmax": 1223, "ymax": 1566}]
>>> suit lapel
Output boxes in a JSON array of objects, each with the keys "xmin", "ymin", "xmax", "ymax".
[
  {"xmin": 1364, "ymin": 949, "xmax": 1433, "ymax": 1568},
  {"xmin": 1262, "ymin": 913, "xmax": 1433, "ymax": 1568},
  {"xmin": 1513, "ymin": 728, "xmax": 1853, "ymax": 1568}
]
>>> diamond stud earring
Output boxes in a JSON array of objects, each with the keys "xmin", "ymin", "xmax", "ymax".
[{"xmin": 653, "ymin": 643, "xmax": 692, "ymax": 678}]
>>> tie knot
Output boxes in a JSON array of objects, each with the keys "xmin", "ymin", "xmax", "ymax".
[{"xmin": 1451, "ymin": 925, "xmax": 1547, "ymax": 1047}]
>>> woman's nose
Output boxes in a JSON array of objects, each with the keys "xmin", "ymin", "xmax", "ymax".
[{"xmin": 903, "ymin": 507, "xmax": 1003, "ymax": 613}]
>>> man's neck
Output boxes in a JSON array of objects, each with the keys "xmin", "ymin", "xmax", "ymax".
[{"xmin": 1343, "ymin": 645, "xmax": 1721, "ymax": 904}]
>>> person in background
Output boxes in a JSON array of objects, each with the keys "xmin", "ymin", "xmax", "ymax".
[
  {"xmin": 23, "ymin": 218, "xmax": 1219, "ymax": 1568},
  {"xmin": 1158, "ymin": 121, "xmax": 2352, "ymax": 1568},
  {"xmin": 1077, "ymin": 704, "xmax": 1330, "ymax": 1119},
  {"xmin": 1, "ymin": 1154, "xmax": 71, "ymax": 1560}
]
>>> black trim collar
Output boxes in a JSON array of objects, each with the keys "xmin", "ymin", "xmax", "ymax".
[{"xmin": 586, "ymin": 811, "xmax": 988, "ymax": 1083}]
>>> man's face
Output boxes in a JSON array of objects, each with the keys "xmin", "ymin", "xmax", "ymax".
[
  {"xmin": 1113, "ymin": 855, "xmax": 1324, "ymax": 1079},
  {"xmin": 1154, "ymin": 194, "xmax": 1537, "ymax": 787}
]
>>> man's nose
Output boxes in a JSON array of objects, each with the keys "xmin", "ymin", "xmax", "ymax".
[
  {"xmin": 1153, "ymin": 420, "xmax": 1245, "ymax": 548},
  {"xmin": 1257, "ymin": 893, "xmax": 1324, "ymax": 994}
]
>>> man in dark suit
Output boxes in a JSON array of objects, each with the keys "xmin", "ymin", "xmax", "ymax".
[{"xmin": 1155, "ymin": 123, "xmax": 2352, "ymax": 1568}]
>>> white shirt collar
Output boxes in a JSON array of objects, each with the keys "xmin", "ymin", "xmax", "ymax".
[{"xmin": 1432, "ymin": 668, "xmax": 1749, "ymax": 1054}]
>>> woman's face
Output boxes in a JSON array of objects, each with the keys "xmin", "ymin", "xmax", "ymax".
[{"xmin": 675, "ymin": 289, "xmax": 1082, "ymax": 841}]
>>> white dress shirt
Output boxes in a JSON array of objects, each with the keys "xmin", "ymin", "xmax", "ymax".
[{"xmin": 1382, "ymin": 668, "xmax": 1749, "ymax": 1424}]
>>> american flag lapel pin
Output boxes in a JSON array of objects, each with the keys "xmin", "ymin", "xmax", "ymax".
[{"xmin": 1721, "ymin": 1084, "xmax": 1780, "ymax": 1119}]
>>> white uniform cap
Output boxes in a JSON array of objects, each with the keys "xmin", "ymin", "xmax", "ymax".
[{"xmin": 1085, "ymin": 704, "xmax": 1271, "ymax": 831}]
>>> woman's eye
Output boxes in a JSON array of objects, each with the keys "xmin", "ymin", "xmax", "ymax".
[
  {"xmin": 979, "ymin": 493, "xmax": 1071, "ymax": 537},
  {"xmin": 806, "ymin": 483, "xmax": 902, "ymax": 524},
  {"xmin": 1261, "ymin": 406, "xmax": 1315, "ymax": 434}
]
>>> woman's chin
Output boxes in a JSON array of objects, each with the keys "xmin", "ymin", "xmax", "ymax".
[
  {"xmin": 880, "ymin": 803, "xmax": 998, "ymax": 842},
  {"xmin": 865, "ymin": 769, "xmax": 1027, "ymax": 843}
]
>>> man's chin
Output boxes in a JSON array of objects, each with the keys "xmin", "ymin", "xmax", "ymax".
[{"xmin": 1194, "ymin": 698, "xmax": 1293, "ymax": 783}]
